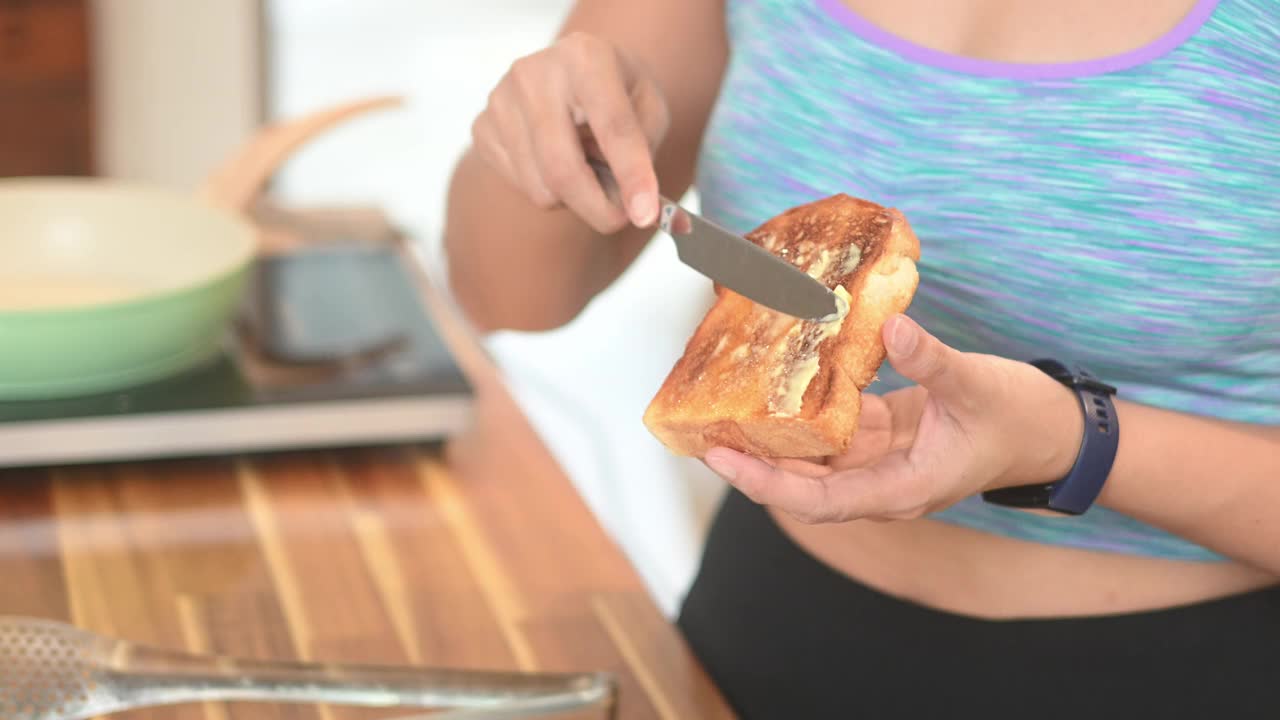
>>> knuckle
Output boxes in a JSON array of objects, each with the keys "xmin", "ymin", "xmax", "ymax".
[
  {"xmin": 521, "ymin": 172, "xmax": 560, "ymax": 209},
  {"xmin": 896, "ymin": 503, "xmax": 928, "ymax": 521},
  {"xmin": 469, "ymin": 115, "xmax": 486, "ymax": 143},
  {"xmin": 472, "ymin": 109, "xmax": 500, "ymax": 139},
  {"xmin": 791, "ymin": 507, "xmax": 827, "ymax": 525},
  {"xmin": 791, "ymin": 510, "xmax": 818, "ymax": 525},
  {"xmin": 508, "ymin": 55, "xmax": 534, "ymax": 77},
  {"xmin": 529, "ymin": 192, "xmax": 559, "ymax": 210},
  {"xmin": 522, "ymin": 174, "xmax": 558, "ymax": 208},
  {"xmin": 507, "ymin": 56, "xmax": 543, "ymax": 92},
  {"xmin": 918, "ymin": 345, "xmax": 951, "ymax": 384},
  {"xmin": 486, "ymin": 82, "xmax": 504, "ymax": 106},
  {"xmin": 559, "ymin": 31, "xmax": 603, "ymax": 60},
  {"xmin": 619, "ymin": 168, "xmax": 656, "ymax": 199},
  {"xmin": 593, "ymin": 211, "xmax": 629, "ymax": 235},
  {"xmin": 481, "ymin": 89, "xmax": 501, "ymax": 118},
  {"xmin": 601, "ymin": 111, "xmax": 640, "ymax": 141},
  {"xmin": 918, "ymin": 340, "xmax": 944, "ymax": 370},
  {"xmin": 636, "ymin": 75, "xmax": 669, "ymax": 115},
  {"xmin": 484, "ymin": 87, "xmax": 515, "ymax": 125},
  {"xmin": 895, "ymin": 483, "xmax": 933, "ymax": 520},
  {"xmin": 993, "ymin": 358, "xmax": 1025, "ymax": 394},
  {"xmin": 648, "ymin": 100, "xmax": 671, "ymax": 140},
  {"xmin": 794, "ymin": 480, "xmax": 835, "ymax": 524},
  {"xmin": 734, "ymin": 483, "xmax": 764, "ymax": 506},
  {"xmin": 539, "ymin": 160, "xmax": 578, "ymax": 194},
  {"xmin": 471, "ymin": 131, "xmax": 505, "ymax": 172}
]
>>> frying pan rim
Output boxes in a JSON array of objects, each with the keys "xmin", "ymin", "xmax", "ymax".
[{"xmin": 0, "ymin": 176, "xmax": 257, "ymax": 318}]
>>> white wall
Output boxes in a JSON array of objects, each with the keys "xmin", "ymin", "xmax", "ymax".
[
  {"xmin": 266, "ymin": 0, "xmax": 726, "ymax": 616},
  {"xmin": 90, "ymin": 0, "xmax": 264, "ymax": 188}
]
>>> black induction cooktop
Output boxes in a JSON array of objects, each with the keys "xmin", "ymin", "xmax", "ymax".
[{"xmin": 0, "ymin": 244, "xmax": 474, "ymax": 468}]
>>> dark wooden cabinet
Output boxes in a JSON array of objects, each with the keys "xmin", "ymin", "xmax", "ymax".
[{"xmin": 0, "ymin": 0, "xmax": 93, "ymax": 176}]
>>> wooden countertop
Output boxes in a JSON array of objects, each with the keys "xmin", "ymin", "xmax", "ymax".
[{"xmin": 0, "ymin": 227, "xmax": 735, "ymax": 719}]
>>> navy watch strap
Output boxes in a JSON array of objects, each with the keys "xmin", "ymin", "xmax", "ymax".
[{"xmin": 981, "ymin": 359, "xmax": 1120, "ymax": 516}]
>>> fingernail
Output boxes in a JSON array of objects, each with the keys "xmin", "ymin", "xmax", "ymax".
[
  {"xmin": 705, "ymin": 452, "xmax": 738, "ymax": 481},
  {"xmin": 629, "ymin": 192, "xmax": 657, "ymax": 226},
  {"xmin": 887, "ymin": 316, "xmax": 918, "ymax": 356}
]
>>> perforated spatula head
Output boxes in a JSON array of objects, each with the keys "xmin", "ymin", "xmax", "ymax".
[{"xmin": 0, "ymin": 616, "xmax": 114, "ymax": 720}]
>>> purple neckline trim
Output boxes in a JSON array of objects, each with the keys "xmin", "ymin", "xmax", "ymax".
[{"xmin": 814, "ymin": 0, "xmax": 1221, "ymax": 80}]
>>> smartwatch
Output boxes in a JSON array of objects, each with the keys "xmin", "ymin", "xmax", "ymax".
[{"xmin": 981, "ymin": 359, "xmax": 1119, "ymax": 516}]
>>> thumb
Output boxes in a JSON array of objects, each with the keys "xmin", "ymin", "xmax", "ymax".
[{"xmin": 882, "ymin": 315, "xmax": 973, "ymax": 402}]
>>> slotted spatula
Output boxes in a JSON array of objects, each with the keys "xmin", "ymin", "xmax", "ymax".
[{"xmin": 0, "ymin": 616, "xmax": 615, "ymax": 719}]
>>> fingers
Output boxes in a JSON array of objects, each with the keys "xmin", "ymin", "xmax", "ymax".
[
  {"xmin": 827, "ymin": 393, "xmax": 894, "ymax": 471},
  {"xmin": 470, "ymin": 113, "xmax": 518, "ymax": 190},
  {"xmin": 762, "ymin": 456, "xmax": 831, "ymax": 478},
  {"xmin": 705, "ymin": 448, "xmax": 929, "ymax": 524},
  {"xmin": 631, "ymin": 72, "xmax": 671, "ymax": 150},
  {"xmin": 562, "ymin": 36, "xmax": 661, "ymax": 227},
  {"xmin": 471, "ymin": 33, "xmax": 667, "ymax": 234},
  {"xmin": 515, "ymin": 67, "xmax": 628, "ymax": 233},
  {"xmin": 475, "ymin": 87, "xmax": 556, "ymax": 209},
  {"xmin": 882, "ymin": 315, "xmax": 983, "ymax": 409}
]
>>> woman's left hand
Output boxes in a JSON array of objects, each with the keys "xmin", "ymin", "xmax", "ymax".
[{"xmin": 703, "ymin": 315, "xmax": 1087, "ymax": 524}]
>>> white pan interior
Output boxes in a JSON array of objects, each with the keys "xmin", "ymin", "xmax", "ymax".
[{"xmin": 0, "ymin": 178, "xmax": 256, "ymax": 311}]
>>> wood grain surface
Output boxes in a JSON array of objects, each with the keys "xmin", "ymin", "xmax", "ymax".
[{"xmin": 0, "ymin": 222, "xmax": 735, "ymax": 719}]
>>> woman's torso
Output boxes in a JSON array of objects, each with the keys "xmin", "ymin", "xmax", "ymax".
[{"xmin": 695, "ymin": 0, "xmax": 1280, "ymax": 617}]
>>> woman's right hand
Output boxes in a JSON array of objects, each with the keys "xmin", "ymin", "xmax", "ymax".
[{"xmin": 471, "ymin": 32, "xmax": 671, "ymax": 234}]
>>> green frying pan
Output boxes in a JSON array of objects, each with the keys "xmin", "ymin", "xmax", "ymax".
[
  {"xmin": 0, "ymin": 179, "xmax": 256, "ymax": 399},
  {"xmin": 0, "ymin": 97, "xmax": 402, "ymax": 400}
]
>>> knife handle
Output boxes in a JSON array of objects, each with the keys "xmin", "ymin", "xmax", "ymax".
[
  {"xmin": 586, "ymin": 157, "xmax": 687, "ymax": 234},
  {"xmin": 586, "ymin": 157, "xmax": 625, "ymax": 208}
]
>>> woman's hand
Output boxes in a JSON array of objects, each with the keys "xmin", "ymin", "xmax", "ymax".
[
  {"xmin": 703, "ymin": 315, "xmax": 1086, "ymax": 524},
  {"xmin": 471, "ymin": 32, "xmax": 670, "ymax": 234}
]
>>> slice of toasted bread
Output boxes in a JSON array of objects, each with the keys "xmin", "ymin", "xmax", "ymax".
[{"xmin": 643, "ymin": 194, "xmax": 920, "ymax": 458}]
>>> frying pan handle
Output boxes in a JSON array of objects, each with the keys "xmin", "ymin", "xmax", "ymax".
[{"xmin": 199, "ymin": 95, "xmax": 404, "ymax": 212}]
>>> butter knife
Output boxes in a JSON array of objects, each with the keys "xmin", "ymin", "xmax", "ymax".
[{"xmin": 588, "ymin": 159, "xmax": 842, "ymax": 321}]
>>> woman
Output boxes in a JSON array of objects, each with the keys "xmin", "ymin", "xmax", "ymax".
[{"xmin": 444, "ymin": 0, "xmax": 1280, "ymax": 716}]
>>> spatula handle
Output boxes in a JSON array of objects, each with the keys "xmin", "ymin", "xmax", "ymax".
[{"xmin": 103, "ymin": 643, "xmax": 615, "ymax": 717}]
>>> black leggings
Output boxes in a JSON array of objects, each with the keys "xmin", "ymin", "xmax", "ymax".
[{"xmin": 677, "ymin": 489, "xmax": 1280, "ymax": 719}]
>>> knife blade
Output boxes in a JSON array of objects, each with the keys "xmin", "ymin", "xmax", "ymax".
[
  {"xmin": 588, "ymin": 159, "xmax": 842, "ymax": 321},
  {"xmin": 658, "ymin": 199, "xmax": 844, "ymax": 321}
]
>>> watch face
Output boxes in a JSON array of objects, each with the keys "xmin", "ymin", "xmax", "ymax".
[
  {"xmin": 1029, "ymin": 358, "xmax": 1071, "ymax": 380},
  {"xmin": 982, "ymin": 483, "xmax": 1058, "ymax": 510},
  {"xmin": 1078, "ymin": 377, "xmax": 1118, "ymax": 395},
  {"xmin": 1030, "ymin": 359, "xmax": 1117, "ymax": 395}
]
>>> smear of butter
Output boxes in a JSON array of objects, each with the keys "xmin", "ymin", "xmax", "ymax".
[
  {"xmin": 806, "ymin": 246, "xmax": 862, "ymax": 287},
  {"xmin": 818, "ymin": 284, "xmax": 852, "ymax": 324},
  {"xmin": 774, "ymin": 285, "xmax": 853, "ymax": 416},
  {"xmin": 768, "ymin": 325, "xmax": 804, "ymax": 380},
  {"xmin": 839, "ymin": 246, "xmax": 863, "ymax": 277},
  {"xmin": 775, "ymin": 357, "xmax": 820, "ymax": 417},
  {"xmin": 806, "ymin": 248, "xmax": 834, "ymax": 281}
]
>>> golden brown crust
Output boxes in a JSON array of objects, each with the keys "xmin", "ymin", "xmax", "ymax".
[{"xmin": 643, "ymin": 194, "xmax": 920, "ymax": 458}]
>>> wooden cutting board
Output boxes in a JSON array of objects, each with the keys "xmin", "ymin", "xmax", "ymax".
[{"xmin": 0, "ymin": 210, "xmax": 737, "ymax": 719}]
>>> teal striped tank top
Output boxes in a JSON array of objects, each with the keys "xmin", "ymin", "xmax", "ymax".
[{"xmin": 695, "ymin": 0, "xmax": 1280, "ymax": 560}]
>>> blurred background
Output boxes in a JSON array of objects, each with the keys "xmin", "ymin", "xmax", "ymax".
[{"xmin": 2, "ymin": 0, "xmax": 724, "ymax": 617}]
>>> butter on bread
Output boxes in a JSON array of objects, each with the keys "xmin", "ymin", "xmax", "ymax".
[{"xmin": 642, "ymin": 194, "xmax": 920, "ymax": 459}]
